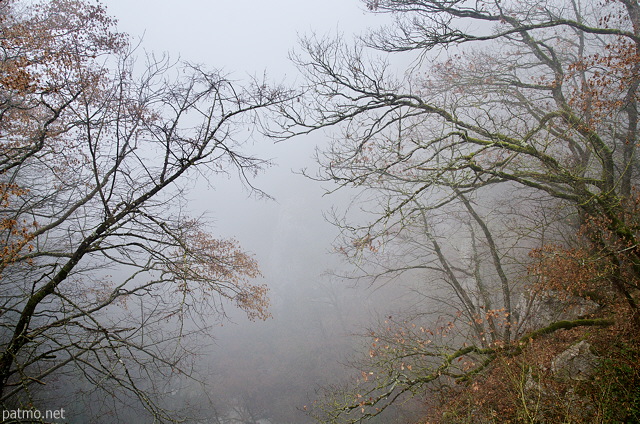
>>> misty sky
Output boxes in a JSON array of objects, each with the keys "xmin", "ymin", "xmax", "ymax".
[
  {"xmin": 104, "ymin": 0, "xmax": 382, "ymax": 223},
  {"xmin": 106, "ymin": 0, "xmax": 382, "ymax": 75},
  {"xmin": 100, "ymin": 0, "xmax": 396, "ymax": 320}
]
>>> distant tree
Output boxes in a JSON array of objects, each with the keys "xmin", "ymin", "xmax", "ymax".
[
  {"xmin": 329, "ymin": 186, "xmax": 559, "ymax": 346},
  {"xmin": 0, "ymin": 0, "xmax": 288, "ymax": 421}
]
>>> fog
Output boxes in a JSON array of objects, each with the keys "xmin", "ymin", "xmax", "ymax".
[{"xmin": 94, "ymin": 1, "xmax": 410, "ymax": 423}]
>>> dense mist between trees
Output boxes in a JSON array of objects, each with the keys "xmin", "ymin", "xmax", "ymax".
[{"xmin": 2, "ymin": 0, "xmax": 640, "ymax": 423}]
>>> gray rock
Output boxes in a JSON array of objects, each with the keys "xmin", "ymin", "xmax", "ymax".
[
  {"xmin": 551, "ymin": 340, "xmax": 599, "ymax": 381},
  {"xmin": 514, "ymin": 291, "xmax": 600, "ymax": 334}
]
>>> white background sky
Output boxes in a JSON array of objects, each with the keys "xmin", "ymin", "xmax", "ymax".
[{"xmin": 106, "ymin": 0, "xmax": 384, "ymax": 76}]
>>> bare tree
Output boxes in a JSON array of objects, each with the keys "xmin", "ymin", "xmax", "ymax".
[
  {"xmin": 0, "ymin": 1, "xmax": 290, "ymax": 421},
  {"xmin": 276, "ymin": 0, "xmax": 640, "ymax": 317}
]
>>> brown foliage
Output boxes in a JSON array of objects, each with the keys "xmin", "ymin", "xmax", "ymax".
[
  {"xmin": 0, "ymin": 182, "xmax": 34, "ymax": 274},
  {"xmin": 168, "ymin": 225, "xmax": 270, "ymax": 321},
  {"xmin": 529, "ymin": 188, "xmax": 640, "ymax": 316},
  {"xmin": 425, "ymin": 318, "xmax": 640, "ymax": 424},
  {"xmin": 568, "ymin": 36, "xmax": 640, "ymax": 123}
]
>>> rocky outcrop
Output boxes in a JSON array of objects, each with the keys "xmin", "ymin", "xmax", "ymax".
[
  {"xmin": 520, "ymin": 341, "xmax": 600, "ymax": 423},
  {"xmin": 551, "ymin": 340, "xmax": 599, "ymax": 381},
  {"xmin": 514, "ymin": 291, "xmax": 600, "ymax": 335}
]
